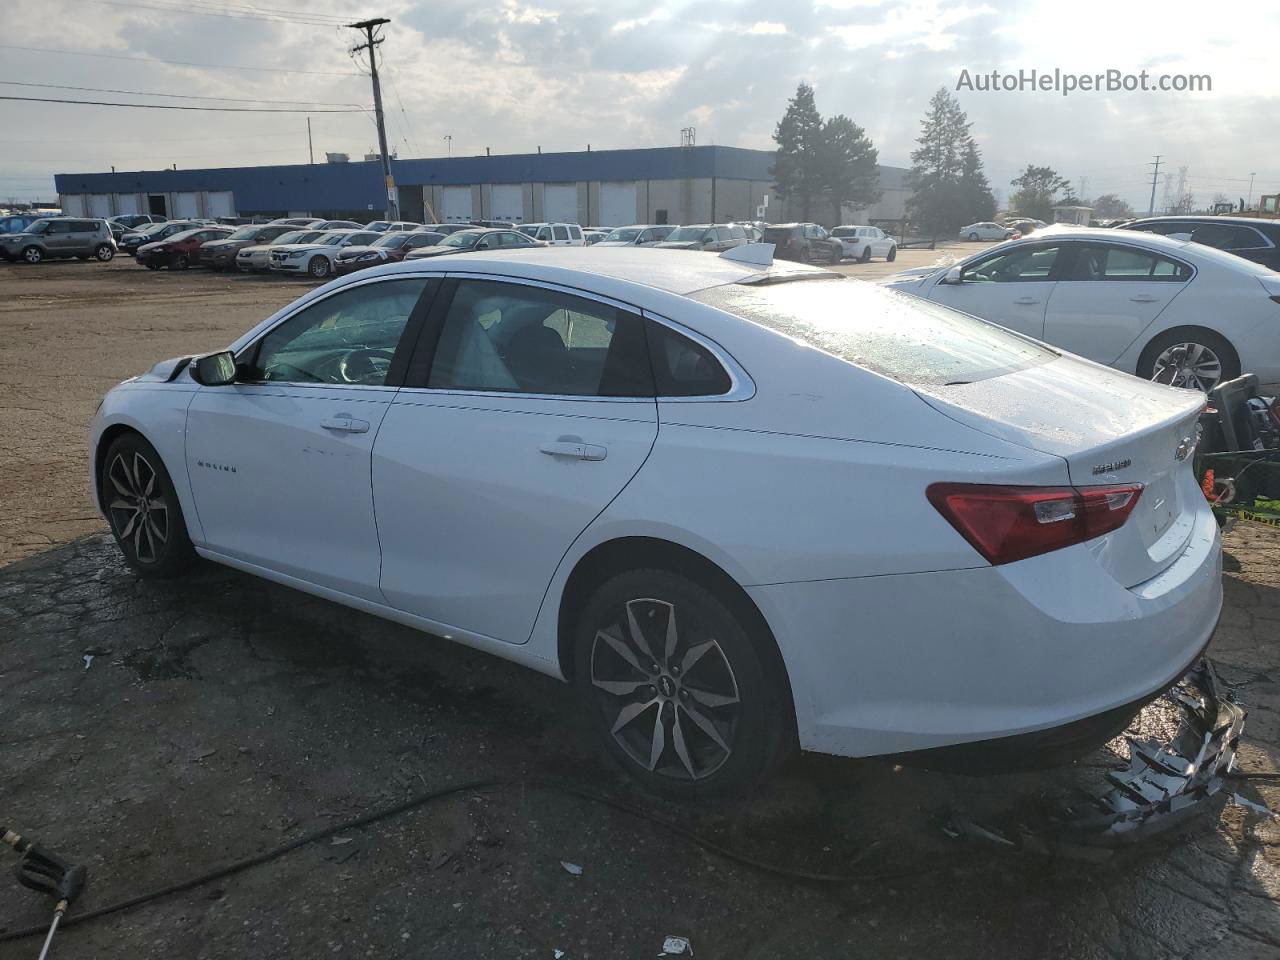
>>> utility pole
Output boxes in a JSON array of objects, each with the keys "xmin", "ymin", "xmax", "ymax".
[
  {"xmin": 347, "ymin": 17, "xmax": 399, "ymax": 220},
  {"xmin": 444, "ymin": 135, "xmax": 452, "ymax": 157},
  {"xmin": 1147, "ymin": 155, "xmax": 1162, "ymax": 216},
  {"xmin": 307, "ymin": 117, "xmax": 314, "ymax": 165},
  {"xmin": 1247, "ymin": 172, "xmax": 1257, "ymax": 209}
]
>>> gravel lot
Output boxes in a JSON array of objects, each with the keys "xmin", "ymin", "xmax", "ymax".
[{"xmin": 2, "ymin": 247, "xmax": 1279, "ymax": 959}]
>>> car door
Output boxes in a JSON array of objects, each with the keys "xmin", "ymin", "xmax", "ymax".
[
  {"xmin": 44, "ymin": 219, "xmax": 74, "ymax": 255},
  {"xmin": 373, "ymin": 276, "xmax": 659, "ymax": 644},
  {"xmin": 872, "ymin": 228, "xmax": 891, "ymax": 256},
  {"xmin": 925, "ymin": 241, "xmax": 1066, "ymax": 339},
  {"xmin": 184, "ymin": 276, "xmax": 436, "ymax": 600},
  {"xmin": 1042, "ymin": 242, "xmax": 1193, "ymax": 363}
]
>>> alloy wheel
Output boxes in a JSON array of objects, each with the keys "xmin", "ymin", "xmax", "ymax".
[
  {"xmin": 1151, "ymin": 341, "xmax": 1223, "ymax": 392},
  {"xmin": 23, "ymin": 246, "xmax": 42, "ymax": 263},
  {"xmin": 589, "ymin": 598, "xmax": 741, "ymax": 781},
  {"xmin": 106, "ymin": 451, "xmax": 169, "ymax": 564}
]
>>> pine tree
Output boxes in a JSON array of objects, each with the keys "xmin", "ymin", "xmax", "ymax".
[
  {"xmin": 818, "ymin": 114, "xmax": 881, "ymax": 225},
  {"xmin": 771, "ymin": 83, "xmax": 825, "ymax": 220},
  {"xmin": 906, "ymin": 88, "xmax": 993, "ymax": 236}
]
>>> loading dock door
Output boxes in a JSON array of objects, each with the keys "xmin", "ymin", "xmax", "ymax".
[
  {"xmin": 88, "ymin": 194, "xmax": 112, "ymax": 218},
  {"xmin": 174, "ymin": 192, "xmax": 200, "ymax": 218},
  {"xmin": 442, "ymin": 186, "xmax": 473, "ymax": 222},
  {"xmin": 208, "ymin": 191, "xmax": 235, "ymax": 218},
  {"xmin": 148, "ymin": 195, "xmax": 167, "ymax": 217},
  {"xmin": 61, "ymin": 195, "xmax": 86, "ymax": 217},
  {"xmin": 544, "ymin": 184, "xmax": 578, "ymax": 223},
  {"xmin": 116, "ymin": 194, "xmax": 140, "ymax": 215},
  {"xmin": 599, "ymin": 182, "xmax": 636, "ymax": 227},
  {"xmin": 491, "ymin": 184, "xmax": 522, "ymax": 223}
]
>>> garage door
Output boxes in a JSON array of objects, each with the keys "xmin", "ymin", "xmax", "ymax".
[
  {"xmin": 442, "ymin": 186, "xmax": 473, "ymax": 222},
  {"xmin": 491, "ymin": 184, "xmax": 522, "ymax": 223},
  {"xmin": 88, "ymin": 194, "xmax": 112, "ymax": 218},
  {"xmin": 208, "ymin": 191, "xmax": 235, "ymax": 218},
  {"xmin": 61, "ymin": 195, "xmax": 86, "ymax": 216},
  {"xmin": 544, "ymin": 184, "xmax": 578, "ymax": 223},
  {"xmin": 115, "ymin": 194, "xmax": 140, "ymax": 215},
  {"xmin": 174, "ymin": 192, "xmax": 200, "ymax": 218},
  {"xmin": 599, "ymin": 182, "xmax": 636, "ymax": 227}
]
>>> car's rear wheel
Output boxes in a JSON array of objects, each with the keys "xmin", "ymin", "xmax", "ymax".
[
  {"xmin": 968, "ymin": 232, "xmax": 980, "ymax": 241},
  {"xmin": 22, "ymin": 246, "xmax": 43, "ymax": 264},
  {"xmin": 574, "ymin": 569, "xmax": 790, "ymax": 800},
  {"xmin": 145, "ymin": 262, "xmax": 160, "ymax": 270},
  {"xmin": 172, "ymin": 254, "xmax": 190, "ymax": 270},
  {"xmin": 101, "ymin": 433, "xmax": 195, "ymax": 578},
  {"xmin": 308, "ymin": 256, "xmax": 332, "ymax": 279},
  {"xmin": 94, "ymin": 244, "xmax": 114, "ymax": 261},
  {"xmin": 887, "ymin": 245, "xmax": 897, "ymax": 262},
  {"xmin": 1138, "ymin": 327, "xmax": 1240, "ymax": 392},
  {"xmin": 859, "ymin": 245, "xmax": 872, "ymax": 263}
]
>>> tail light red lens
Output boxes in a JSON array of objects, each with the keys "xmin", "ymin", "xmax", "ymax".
[{"xmin": 927, "ymin": 483, "xmax": 1144, "ymax": 566}]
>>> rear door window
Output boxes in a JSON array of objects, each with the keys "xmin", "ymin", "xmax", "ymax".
[
  {"xmin": 1189, "ymin": 224, "xmax": 1270, "ymax": 251},
  {"xmin": 1068, "ymin": 244, "xmax": 1192, "ymax": 281},
  {"xmin": 568, "ymin": 225, "xmax": 582, "ymax": 240},
  {"xmin": 552, "ymin": 226, "xmax": 570, "ymax": 241}
]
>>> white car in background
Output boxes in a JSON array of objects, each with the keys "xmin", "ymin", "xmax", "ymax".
[
  {"xmin": 236, "ymin": 229, "xmax": 327, "ymax": 272},
  {"xmin": 594, "ymin": 225, "xmax": 678, "ymax": 247},
  {"xmin": 530, "ymin": 222, "xmax": 586, "ymax": 246},
  {"xmin": 960, "ymin": 221, "xmax": 1017, "ymax": 241},
  {"xmin": 91, "ymin": 247, "xmax": 1220, "ymax": 800},
  {"xmin": 269, "ymin": 229, "xmax": 381, "ymax": 279},
  {"xmin": 884, "ymin": 226, "xmax": 1280, "ymax": 392},
  {"xmin": 831, "ymin": 225, "xmax": 897, "ymax": 262}
]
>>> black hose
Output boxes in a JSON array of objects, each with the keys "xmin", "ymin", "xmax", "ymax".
[{"xmin": 0, "ymin": 778, "xmax": 976, "ymax": 943}]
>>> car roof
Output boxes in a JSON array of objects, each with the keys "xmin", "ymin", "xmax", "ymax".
[{"xmin": 1127, "ymin": 215, "xmax": 1279, "ymax": 228}]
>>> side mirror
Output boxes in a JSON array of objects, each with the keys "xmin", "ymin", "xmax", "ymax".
[
  {"xmin": 476, "ymin": 240, "xmax": 492, "ymax": 250},
  {"xmin": 190, "ymin": 351, "xmax": 237, "ymax": 386},
  {"xmin": 942, "ymin": 266, "xmax": 963, "ymax": 285}
]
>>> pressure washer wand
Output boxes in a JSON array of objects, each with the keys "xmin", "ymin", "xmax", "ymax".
[{"xmin": 2, "ymin": 826, "xmax": 88, "ymax": 960}]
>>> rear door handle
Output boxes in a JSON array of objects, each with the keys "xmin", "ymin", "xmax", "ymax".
[
  {"xmin": 1130, "ymin": 295, "xmax": 1161, "ymax": 303},
  {"xmin": 321, "ymin": 416, "xmax": 370, "ymax": 433},
  {"xmin": 1013, "ymin": 297, "xmax": 1041, "ymax": 305},
  {"xmin": 540, "ymin": 440, "xmax": 607, "ymax": 461}
]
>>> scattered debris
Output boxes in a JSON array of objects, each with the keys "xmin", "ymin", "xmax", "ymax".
[
  {"xmin": 943, "ymin": 659, "xmax": 1246, "ymax": 859},
  {"xmin": 1231, "ymin": 793, "xmax": 1278, "ymax": 818},
  {"xmin": 82, "ymin": 654, "xmax": 94, "ymax": 670},
  {"xmin": 660, "ymin": 935, "xmax": 693, "ymax": 956},
  {"xmin": 331, "ymin": 836, "xmax": 353, "ymax": 846},
  {"xmin": 553, "ymin": 950, "xmax": 566, "ymax": 959},
  {"xmin": 560, "ymin": 861, "xmax": 583, "ymax": 877}
]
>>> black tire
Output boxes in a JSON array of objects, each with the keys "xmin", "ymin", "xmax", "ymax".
[
  {"xmin": 101, "ymin": 433, "xmax": 196, "ymax": 578},
  {"xmin": 859, "ymin": 245, "xmax": 872, "ymax": 263},
  {"xmin": 172, "ymin": 253, "xmax": 190, "ymax": 270},
  {"xmin": 145, "ymin": 262, "xmax": 161, "ymax": 270},
  {"xmin": 573, "ymin": 569, "xmax": 791, "ymax": 800},
  {"xmin": 1136, "ymin": 327, "xmax": 1240, "ymax": 392},
  {"xmin": 967, "ymin": 232, "xmax": 979, "ymax": 241},
  {"xmin": 887, "ymin": 245, "xmax": 897, "ymax": 262},
  {"xmin": 22, "ymin": 245, "xmax": 43, "ymax": 264},
  {"xmin": 308, "ymin": 256, "xmax": 332, "ymax": 279},
  {"xmin": 94, "ymin": 244, "xmax": 115, "ymax": 262}
]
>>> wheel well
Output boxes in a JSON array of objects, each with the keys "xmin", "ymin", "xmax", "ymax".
[
  {"xmin": 93, "ymin": 424, "xmax": 142, "ymax": 512},
  {"xmin": 556, "ymin": 537, "xmax": 796, "ymax": 715},
  {"xmin": 1138, "ymin": 325, "xmax": 1240, "ymax": 372}
]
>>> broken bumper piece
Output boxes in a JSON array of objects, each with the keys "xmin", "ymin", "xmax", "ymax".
[{"xmin": 945, "ymin": 658, "xmax": 1246, "ymax": 860}]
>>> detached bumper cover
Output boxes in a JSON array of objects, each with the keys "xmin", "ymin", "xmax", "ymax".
[{"xmin": 946, "ymin": 658, "xmax": 1246, "ymax": 856}]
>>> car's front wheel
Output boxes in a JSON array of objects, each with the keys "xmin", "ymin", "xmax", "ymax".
[
  {"xmin": 308, "ymin": 256, "xmax": 332, "ymax": 279},
  {"xmin": 22, "ymin": 246, "xmax": 43, "ymax": 264},
  {"xmin": 574, "ymin": 569, "xmax": 790, "ymax": 799},
  {"xmin": 172, "ymin": 253, "xmax": 190, "ymax": 270},
  {"xmin": 101, "ymin": 433, "xmax": 196, "ymax": 578},
  {"xmin": 968, "ymin": 232, "xmax": 980, "ymax": 241}
]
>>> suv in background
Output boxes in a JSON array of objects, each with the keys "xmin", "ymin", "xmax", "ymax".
[
  {"xmin": 762, "ymin": 223, "xmax": 842, "ymax": 263},
  {"xmin": 831, "ymin": 225, "xmax": 897, "ymax": 262},
  {"xmin": 1120, "ymin": 215, "xmax": 1280, "ymax": 270},
  {"xmin": 0, "ymin": 213, "xmax": 49, "ymax": 235},
  {"xmin": 655, "ymin": 223, "xmax": 749, "ymax": 252},
  {"xmin": 0, "ymin": 218, "xmax": 116, "ymax": 263},
  {"xmin": 531, "ymin": 222, "xmax": 585, "ymax": 246},
  {"xmin": 199, "ymin": 223, "xmax": 300, "ymax": 270}
]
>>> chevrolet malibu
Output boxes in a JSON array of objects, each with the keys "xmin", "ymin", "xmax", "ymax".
[{"xmin": 90, "ymin": 248, "xmax": 1221, "ymax": 798}]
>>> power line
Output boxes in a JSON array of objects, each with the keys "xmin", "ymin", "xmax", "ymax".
[
  {"xmin": 81, "ymin": 0, "xmax": 349, "ymax": 27},
  {"xmin": 0, "ymin": 80, "xmax": 362, "ymax": 108},
  {"xmin": 0, "ymin": 44, "xmax": 363, "ymax": 77},
  {"xmin": 1, "ymin": 95, "xmax": 365, "ymax": 113}
]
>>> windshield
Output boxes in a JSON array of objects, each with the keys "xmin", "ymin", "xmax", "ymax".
[
  {"xmin": 665, "ymin": 226, "xmax": 707, "ymax": 242},
  {"xmin": 319, "ymin": 233, "xmax": 349, "ymax": 246},
  {"xmin": 374, "ymin": 233, "xmax": 409, "ymax": 248},
  {"xmin": 163, "ymin": 229, "xmax": 200, "ymax": 243},
  {"xmin": 605, "ymin": 228, "xmax": 641, "ymax": 242},
  {"xmin": 692, "ymin": 279, "xmax": 1054, "ymax": 387},
  {"xmin": 227, "ymin": 226, "xmax": 258, "ymax": 241},
  {"xmin": 22, "ymin": 219, "xmax": 51, "ymax": 234},
  {"xmin": 442, "ymin": 230, "xmax": 483, "ymax": 248}
]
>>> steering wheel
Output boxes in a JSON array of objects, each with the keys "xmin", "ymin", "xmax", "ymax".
[{"xmin": 338, "ymin": 347, "xmax": 396, "ymax": 384}]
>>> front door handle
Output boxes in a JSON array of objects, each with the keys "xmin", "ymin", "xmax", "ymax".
[
  {"xmin": 1013, "ymin": 296, "xmax": 1041, "ymax": 305},
  {"xmin": 321, "ymin": 416, "xmax": 370, "ymax": 433},
  {"xmin": 540, "ymin": 439, "xmax": 607, "ymax": 461},
  {"xmin": 1130, "ymin": 295, "xmax": 1161, "ymax": 303}
]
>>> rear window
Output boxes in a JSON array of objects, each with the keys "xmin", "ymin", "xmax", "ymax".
[
  {"xmin": 691, "ymin": 279, "xmax": 1055, "ymax": 387},
  {"xmin": 762, "ymin": 227, "xmax": 796, "ymax": 242}
]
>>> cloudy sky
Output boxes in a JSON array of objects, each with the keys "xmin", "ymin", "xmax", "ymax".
[{"xmin": 1, "ymin": 0, "xmax": 1276, "ymax": 210}]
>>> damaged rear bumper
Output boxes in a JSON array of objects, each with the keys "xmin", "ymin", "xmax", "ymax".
[{"xmin": 946, "ymin": 658, "xmax": 1246, "ymax": 856}]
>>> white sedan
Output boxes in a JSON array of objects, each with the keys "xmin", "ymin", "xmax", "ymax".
[
  {"xmin": 959, "ymin": 221, "xmax": 1017, "ymax": 241},
  {"xmin": 269, "ymin": 229, "xmax": 381, "ymax": 279},
  {"xmin": 91, "ymin": 247, "xmax": 1221, "ymax": 799},
  {"xmin": 885, "ymin": 226, "xmax": 1280, "ymax": 392}
]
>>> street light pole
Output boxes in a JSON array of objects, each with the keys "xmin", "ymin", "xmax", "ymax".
[
  {"xmin": 347, "ymin": 17, "xmax": 399, "ymax": 220},
  {"xmin": 1247, "ymin": 172, "xmax": 1256, "ymax": 209},
  {"xmin": 444, "ymin": 135, "xmax": 452, "ymax": 158}
]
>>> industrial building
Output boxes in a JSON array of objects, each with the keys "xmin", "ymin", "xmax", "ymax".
[{"xmin": 55, "ymin": 145, "xmax": 909, "ymax": 228}]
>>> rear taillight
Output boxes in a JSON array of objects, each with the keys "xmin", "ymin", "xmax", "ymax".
[{"xmin": 927, "ymin": 483, "xmax": 1144, "ymax": 565}]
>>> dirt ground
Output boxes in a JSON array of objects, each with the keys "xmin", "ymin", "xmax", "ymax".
[{"xmin": 2, "ymin": 249, "xmax": 1279, "ymax": 959}]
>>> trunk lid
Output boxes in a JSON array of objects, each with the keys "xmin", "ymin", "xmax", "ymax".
[{"xmin": 914, "ymin": 355, "xmax": 1205, "ymax": 587}]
